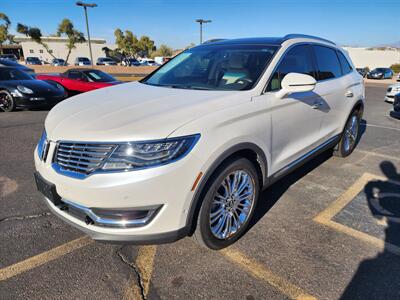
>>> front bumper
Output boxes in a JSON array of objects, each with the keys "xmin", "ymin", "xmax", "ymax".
[
  {"xmin": 34, "ymin": 140, "xmax": 202, "ymax": 243},
  {"xmin": 385, "ymin": 95, "xmax": 395, "ymax": 103},
  {"xmin": 14, "ymin": 94, "xmax": 66, "ymax": 108}
]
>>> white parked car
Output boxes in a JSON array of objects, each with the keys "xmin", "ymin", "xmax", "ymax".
[
  {"xmin": 34, "ymin": 35, "xmax": 365, "ymax": 249},
  {"xmin": 140, "ymin": 59, "xmax": 158, "ymax": 66},
  {"xmin": 385, "ymin": 83, "xmax": 400, "ymax": 103}
]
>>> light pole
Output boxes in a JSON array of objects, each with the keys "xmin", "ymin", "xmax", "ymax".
[
  {"xmin": 76, "ymin": 1, "xmax": 97, "ymax": 67},
  {"xmin": 195, "ymin": 19, "xmax": 212, "ymax": 44}
]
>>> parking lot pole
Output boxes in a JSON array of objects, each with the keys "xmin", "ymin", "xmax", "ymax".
[
  {"xmin": 76, "ymin": 2, "xmax": 97, "ymax": 67},
  {"xmin": 195, "ymin": 19, "xmax": 212, "ymax": 44},
  {"xmin": 83, "ymin": 7, "xmax": 94, "ymax": 67}
]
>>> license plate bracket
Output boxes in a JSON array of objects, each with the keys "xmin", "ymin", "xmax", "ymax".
[{"xmin": 34, "ymin": 172, "xmax": 62, "ymax": 206}]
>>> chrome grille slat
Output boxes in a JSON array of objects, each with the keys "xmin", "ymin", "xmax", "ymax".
[
  {"xmin": 57, "ymin": 156, "xmax": 101, "ymax": 167},
  {"xmin": 57, "ymin": 149, "xmax": 109, "ymax": 156},
  {"xmin": 57, "ymin": 152, "xmax": 104, "ymax": 161},
  {"xmin": 59, "ymin": 144, "xmax": 113, "ymax": 150},
  {"xmin": 54, "ymin": 142, "xmax": 115, "ymax": 175}
]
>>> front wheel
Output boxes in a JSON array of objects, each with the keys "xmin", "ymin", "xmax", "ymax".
[
  {"xmin": 334, "ymin": 110, "xmax": 361, "ymax": 157},
  {"xmin": 193, "ymin": 157, "xmax": 260, "ymax": 249},
  {"xmin": 0, "ymin": 90, "xmax": 15, "ymax": 112}
]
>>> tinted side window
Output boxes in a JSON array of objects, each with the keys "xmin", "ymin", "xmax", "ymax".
[
  {"xmin": 337, "ymin": 51, "xmax": 352, "ymax": 75},
  {"xmin": 313, "ymin": 45, "xmax": 342, "ymax": 80},
  {"xmin": 267, "ymin": 45, "xmax": 316, "ymax": 91},
  {"xmin": 68, "ymin": 71, "xmax": 85, "ymax": 80}
]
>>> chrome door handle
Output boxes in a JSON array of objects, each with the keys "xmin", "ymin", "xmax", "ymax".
[
  {"xmin": 345, "ymin": 90, "xmax": 354, "ymax": 98},
  {"xmin": 312, "ymin": 101, "xmax": 323, "ymax": 109}
]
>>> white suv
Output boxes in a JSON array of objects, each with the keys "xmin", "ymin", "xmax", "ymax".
[{"xmin": 34, "ymin": 35, "xmax": 364, "ymax": 249}]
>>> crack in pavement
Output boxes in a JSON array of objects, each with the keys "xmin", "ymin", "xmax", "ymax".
[
  {"xmin": 0, "ymin": 211, "xmax": 51, "ymax": 223},
  {"xmin": 117, "ymin": 246, "xmax": 146, "ymax": 300}
]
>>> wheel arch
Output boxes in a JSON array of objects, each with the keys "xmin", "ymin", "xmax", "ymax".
[{"xmin": 185, "ymin": 142, "xmax": 268, "ymax": 235}]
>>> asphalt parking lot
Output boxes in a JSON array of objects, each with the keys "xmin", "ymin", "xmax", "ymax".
[{"xmin": 1, "ymin": 82, "xmax": 399, "ymax": 300}]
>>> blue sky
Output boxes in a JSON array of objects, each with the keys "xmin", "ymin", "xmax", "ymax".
[{"xmin": 2, "ymin": 0, "xmax": 399, "ymax": 49}]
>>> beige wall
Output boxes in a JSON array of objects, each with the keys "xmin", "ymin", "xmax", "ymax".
[
  {"xmin": 344, "ymin": 47, "xmax": 400, "ymax": 69},
  {"xmin": 15, "ymin": 36, "xmax": 116, "ymax": 65}
]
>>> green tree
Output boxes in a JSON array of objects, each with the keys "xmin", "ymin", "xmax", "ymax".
[
  {"xmin": 136, "ymin": 35, "xmax": 155, "ymax": 58},
  {"xmin": 17, "ymin": 23, "xmax": 56, "ymax": 59},
  {"xmin": 114, "ymin": 28, "xmax": 138, "ymax": 57},
  {"xmin": 57, "ymin": 18, "xmax": 85, "ymax": 63},
  {"xmin": 0, "ymin": 13, "xmax": 13, "ymax": 54},
  {"xmin": 151, "ymin": 44, "xmax": 173, "ymax": 58}
]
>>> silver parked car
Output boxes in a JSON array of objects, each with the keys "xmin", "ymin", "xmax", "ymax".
[
  {"xmin": 96, "ymin": 57, "xmax": 117, "ymax": 66},
  {"xmin": 51, "ymin": 58, "xmax": 67, "ymax": 66}
]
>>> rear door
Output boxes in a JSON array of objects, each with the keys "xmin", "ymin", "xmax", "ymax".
[{"xmin": 312, "ymin": 45, "xmax": 349, "ymax": 139}]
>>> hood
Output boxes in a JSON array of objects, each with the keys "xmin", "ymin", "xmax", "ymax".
[
  {"xmin": 45, "ymin": 82, "xmax": 241, "ymax": 142},
  {"xmin": 15, "ymin": 80, "xmax": 62, "ymax": 95}
]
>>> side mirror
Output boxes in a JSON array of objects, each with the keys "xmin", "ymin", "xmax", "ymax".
[{"xmin": 275, "ymin": 72, "xmax": 316, "ymax": 99}]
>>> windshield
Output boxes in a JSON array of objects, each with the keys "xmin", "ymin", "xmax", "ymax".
[
  {"xmin": 0, "ymin": 59, "xmax": 21, "ymax": 67},
  {"xmin": 142, "ymin": 44, "xmax": 278, "ymax": 90},
  {"xmin": 374, "ymin": 68, "xmax": 387, "ymax": 72},
  {"xmin": 0, "ymin": 68, "xmax": 32, "ymax": 80},
  {"xmin": 78, "ymin": 58, "xmax": 89, "ymax": 62},
  {"xmin": 83, "ymin": 70, "xmax": 116, "ymax": 82},
  {"xmin": 27, "ymin": 57, "xmax": 40, "ymax": 62}
]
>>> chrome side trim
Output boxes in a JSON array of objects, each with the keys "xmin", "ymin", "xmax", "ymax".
[
  {"xmin": 60, "ymin": 199, "xmax": 162, "ymax": 228},
  {"xmin": 272, "ymin": 135, "xmax": 340, "ymax": 180}
]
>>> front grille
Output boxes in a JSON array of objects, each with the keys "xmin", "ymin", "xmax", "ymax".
[{"xmin": 54, "ymin": 142, "xmax": 116, "ymax": 175}]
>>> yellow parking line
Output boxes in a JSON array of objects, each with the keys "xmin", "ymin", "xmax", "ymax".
[
  {"xmin": 0, "ymin": 236, "xmax": 93, "ymax": 281},
  {"xmin": 220, "ymin": 248, "xmax": 317, "ymax": 300},
  {"xmin": 314, "ymin": 172, "xmax": 400, "ymax": 256},
  {"xmin": 123, "ymin": 245, "xmax": 157, "ymax": 300}
]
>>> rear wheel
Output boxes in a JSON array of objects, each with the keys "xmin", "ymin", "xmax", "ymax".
[
  {"xmin": 334, "ymin": 110, "xmax": 361, "ymax": 157},
  {"xmin": 0, "ymin": 90, "xmax": 15, "ymax": 112},
  {"xmin": 193, "ymin": 157, "xmax": 260, "ymax": 249}
]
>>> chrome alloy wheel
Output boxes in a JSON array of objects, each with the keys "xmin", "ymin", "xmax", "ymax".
[
  {"xmin": 343, "ymin": 115, "xmax": 359, "ymax": 152},
  {"xmin": 209, "ymin": 170, "xmax": 255, "ymax": 240}
]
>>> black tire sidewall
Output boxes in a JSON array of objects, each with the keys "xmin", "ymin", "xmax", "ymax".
[{"xmin": 196, "ymin": 157, "xmax": 260, "ymax": 250}]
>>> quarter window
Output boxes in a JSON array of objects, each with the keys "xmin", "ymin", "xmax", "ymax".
[
  {"xmin": 267, "ymin": 45, "xmax": 316, "ymax": 91},
  {"xmin": 337, "ymin": 51, "xmax": 352, "ymax": 75},
  {"xmin": 313, "ymin": 45, "xmax": 342, "ymax": 80}
]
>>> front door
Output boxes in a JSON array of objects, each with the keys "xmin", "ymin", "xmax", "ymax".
[{"xmin": 258, "ymin": 44, "xmax": 325, "ymax": 175}]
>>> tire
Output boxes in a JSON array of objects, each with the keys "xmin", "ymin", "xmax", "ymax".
[
  {"xmin": 334, "ymin": 110, "xmax": 361, "ymax": 157},
  {"xmin": 0, "ymin": 90, "xmax": 15, "ymax": 112},
  {"xmin": 193, "ymin": 157, "xmax": 260, "ymax": 249}
]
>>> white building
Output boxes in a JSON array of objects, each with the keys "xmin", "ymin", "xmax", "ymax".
[
  {"xmin": 343, "ymin": 47, "xmax": 400, "ymax": 69},
  {"xmin": 13, "ymin": 35, "xmax": 116, "ymax": 64}
]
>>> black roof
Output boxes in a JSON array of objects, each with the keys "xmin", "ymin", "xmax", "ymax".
[{"xmin": 201, "ymin": 34, "xmax": 335, "ymax": 47}]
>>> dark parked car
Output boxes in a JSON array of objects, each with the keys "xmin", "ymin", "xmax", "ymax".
[
  {"xmin": 74, "ymin": 57, "xmax": 91, "ymax": 66},
  {"xmin": 25, "ymin": 56, "xmax": 42, "ymax": 65},
  {"xmin": 356, "ymin": 68, "xmax": 368, "ymax": 77},
  {"xmin": 96, "ymin": 57, "xmax": 117, "ymax": 66},
  {"xmin": 0, "ymin": 59, "xmax": 35, "ymax": 77},
  {"xmin": 367, "ymin": 68, "xmax": 393, "ymax": 79},
  {"xmin": 390, "ymin": 93, "xmax": 400, "ymax": 119},
  {"xmin": 51, "ymin": 58, "xmax": 67, "ymax": 66},
  {"xmin": 0, "ymin": 67, "xmax": 65, "ymax": 112},
  {"xmin": 0, "ymin": 54, "xmax": 18, "ymax": 61}
]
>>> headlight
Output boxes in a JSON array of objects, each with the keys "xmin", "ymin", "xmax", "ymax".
[
  {"xmin": 101, "ymin": 134, "xmax": 200, "ymax": 171},
  {"xmin": 17, "ymin": 85, "xmax": 34, "ymax": 94}
]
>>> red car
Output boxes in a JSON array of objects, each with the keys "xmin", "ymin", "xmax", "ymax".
[{"xmin": 36, "ymin": 68, "xmax": 122, "ymax": 96}]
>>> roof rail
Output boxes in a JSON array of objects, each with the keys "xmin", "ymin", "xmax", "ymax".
[
  {"xmin": 202, "ymin": 38, "xmax": 227, "ymax": 44},
  {"xmin": 282, "ymin": 34, "xmax": 335, "ymax": 45}
]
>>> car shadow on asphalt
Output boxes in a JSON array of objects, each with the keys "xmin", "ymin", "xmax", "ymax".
[
  {"xmin": 340, "ymin": 161, "xmax": 400, "ymax": 299},
  {"xmin": 249, "ymin": 118, "xmax": 367, "ymax": 231},
  {"xmin": 249, "ymin": 148, "xmax": 333, "ymax": 230}
]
